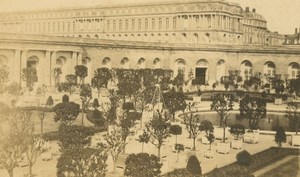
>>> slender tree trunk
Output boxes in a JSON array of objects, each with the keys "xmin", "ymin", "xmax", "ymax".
[
  {"xmin": 8, "ymin": 168, "xmax": 14, "ymax": 177},
  {"xmin": 175, "ymin": 135, "xmax": 178, "ymax": 145},
  {"xmin": 192, "ymin": 138, "xmax": 196, "ymax": 151},
  {"xmin": 223, "ymin": 126, "xmax": 226, "ymax": 143},
  {"xmin": 142, "ymin": 142, "xmax": 144, "ymax": 153},
  {"xmin": 81, "ymin": 103, "xmax": 84, "ymax": 127},
  {"xmin": 158, "ymin": 146, "xmax": 161, "ymax": 160},
  {"xmin": 41, "ymin": 119, "xmax": 44, "ymax": 136},
  {"xmin": 176, "ymin": 152, "xmax": 179, "ymax": 162},
  {"xmin": 113, "ymin": 161, "xmax": 116, "ymax": 173},
  {"xmin": 29, "ymin": 164, "xmax": 33, "ymax": 177},
  {"xmin": 97, "ymin": 90, "xmax": 100, "ymax": 99}
]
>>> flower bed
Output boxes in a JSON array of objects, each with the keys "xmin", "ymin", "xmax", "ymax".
[{"xmin": 205, "ymin": 147, "xmax": 299, "ymax": 177}]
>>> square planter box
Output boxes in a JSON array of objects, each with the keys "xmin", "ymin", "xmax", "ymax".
[
  {"xmin": 274, "ymin": 98, "xmax": 283, "ymax": 105},
  {"xmin": 193, "ymin": 96, "xmax": 201, "ymax": 103},
  {"xmin": 243, "ymin": 131, "xmax": 259, "ymax": 144},
  {"xmin": 292, "ymin": 134, "xmax": 300, "ymax": 146},
  {"xmin": 231, "ymin": 139, "xmax": 243, "ymax": 150},
  {"xmin": 217, "ymin": 142, "xmax": 230, "ymax": 154}
]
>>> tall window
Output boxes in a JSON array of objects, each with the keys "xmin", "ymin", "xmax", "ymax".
[
  {"xmin": 264, "ymin": 61, "xmax": 276, "ymax": 78},
  {"xmin": 158, "ymin": 18, "xmax": 162, "ymax": 30},
  {"xmin": 138, "ymin": 19, "xmax": 142, "ymax": 31},
  {"xmin": 173, "ymin": 17, "xmax": 177, "ymax": 29},
  {"xmin": 119, "ymin": 20, "xmax": 122, "ymax": 31},
  {"xmin": 107, "ymin": 20, "xmax": 110, "ymax": 31},
  {"xmin": 132, "ymin": 19, "xmax": 135, "ymax": 30},
  {"xmin": 125, "ymin": 19, "xmax": 128, "ymax": 31},
  {"xmin": 145, "ymin": 18, "xmax": 148, "ymax": 30},
  {"xmin": 241, "ymin": 60, "xmax": 253, "ymax": 80},
  {"xmin": 288, "ymin": 63, "xmax": 300, "ymax": 79},
  {"xmin": 113, "ymin": 20, "xmax": 116, "ymax": 31},
  {"xmin": 152, "ymin": 18, "xmax": 155, "ymax": 30},
  {"xmin": 166, "ymin": 18, "xmax": 169, "ymax": 29}
]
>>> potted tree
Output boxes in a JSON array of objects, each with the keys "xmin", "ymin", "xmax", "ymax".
[
  {"xmin": 230, "ymin": 124, "xmax": 245, "ymax": 149},
  {"xmin": 272, "ymin": 75, "xmax": 285, "ymax": 105},
  {"xmin": 191, "ymin": 78, "xmax": 202, "ymax": 103}
]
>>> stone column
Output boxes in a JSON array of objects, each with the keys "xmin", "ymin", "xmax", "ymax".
[
  {"xmin": 44, "ymin": 51, "xmax": 51, "ymax": 86},
  {"xmin": 20, "ymin": 50, "xmax": 27, "ymax": 87},
  {"xmin": 13, "ymin": 49, "xmax": 21, "ymax": 84},
  {"xmin": 50, "ymin": 51, "xmax": 56, "ymax": 86}
]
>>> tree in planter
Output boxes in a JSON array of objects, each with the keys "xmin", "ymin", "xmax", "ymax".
[
  {"xmin": 24, "ymin": 137, "xmax": 45, "ymax": 176},
  {"xmin": 75, "ymin": 65, "xmax": 88, "ymax": 85},
  {"xmin": 163, "ymin": 89, "xmax": 187, "ymax": 121},
  {"xmin": 53, "ymin": 100, "xmax": 80, "ymax": 125},
  {"xmin": 53, "ymin": 67, "xmax": 62, "ymax": 87},
  {"xmin": 199, "ymin": 120, "xmax": 214, "ymax": 150},
  {"xmin": 220, "ymin": 70, "xmax": 243, "ymax": 91},
  {"xmin": 104, "ymin": 126, "xmax": 126, "ymax": 173},
  {"xmin": 239, "ymin": 96, "xmax": 267, "ymax": 131},
  {"xmin": 124, "ymin": 153, "xmax": 162, "ymax": 177},
  {"xmin": 92, "ymin": 98, "xmax": 100, "ymax": 109},
  {"xmin": 286, "ymin": 102, "xmax": 300, "ymax": 134},
  {"xmin": 37, "ymin": 105, "xmax": 46, "ymax": 136},
  {"xmin": 183, "ymin": 102, "xmax": 201, "ymax": 150},
  {"xmin": 174, "ymin": 143, "xmax": 184, "ymax": 162},
  {"xmin": 138, "ymin": 130, "xmax": 150, "ymax": 153},
  {"xmin": 0, "ymin": 111, "xmax": 34, "ymax": 177},
  {"xmin": 119, "ymin": 113, "xmax": 136, "ymax": 153},
  {"xmin": 275, "ymin": 126, "xmax": 286, "ymax": 147},
  {"xmin": 272, "ymin": 75, "xmax": 285, "ymax": 95},
  {"xmin": 146, "ymin": 111, "xmax": 171, "ymax": 159},
  {"xmin": 186, "ymin": 155, "xmax": 202, "ymax": 176},
  {"xmin": 91, "ymin": 68, "xmax": 112, "ymax": 98},
  {"xmin": 79, "ymin": 84, "xmax": 92, "ymax": 126},
  {"xmin": 45, "ymin": 96, "xmax": 54, "ymax": 108},
  {"xmin": 290, "ymin": 76, "xmax": 300, "ymax": 96},
  {"xmin": 22, "ymin": 68, "xmax": 38, "ymax": 93},
  {"xmin": 0, "ymin": 65, "xmax": 9, "ymax": 94},
  {"xmin": 211, "ymin": 94, "xmax": 234, "ymax": 142},
  {"xmin": 71, "ymin": 144, "xmax": 108, "ymax": 177},
  {"xmin": 173, "ymin": 70, "xmax": 185, "ymax": 90},
  {"xmin": 107, "ymin": 89, "xmax": 120, "ymax": 125},
  {"xmin": 170, "ymin": 125, "xmax": 182, "ymax": 145},
  {"xmin": 65, "ymin": 74, "xmax": 77, "ymax": 95},
  {"xmin": 230, "ymin": 124, "xmax": 246, "ymax": 139}
]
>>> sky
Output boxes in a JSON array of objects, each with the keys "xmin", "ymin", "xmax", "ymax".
[{"xmin": 0, "ymin": 0, "xmax": 299, "ymax": 34}]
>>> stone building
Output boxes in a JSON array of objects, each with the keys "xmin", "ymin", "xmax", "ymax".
[{"xmin": 0, "ymin": 0, "xmax": 298, "ymax": 89}]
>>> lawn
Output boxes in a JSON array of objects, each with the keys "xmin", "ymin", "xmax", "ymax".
[{"xmin": 260, "ymin": 157, "xmax": 299, "ymax": 177}]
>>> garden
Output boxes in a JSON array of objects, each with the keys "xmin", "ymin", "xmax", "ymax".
[{"xmin": 0, "ymin": 64, "xmax": 300, "ymax": 177}]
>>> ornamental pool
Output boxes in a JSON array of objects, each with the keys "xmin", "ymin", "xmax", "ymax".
[{"xmin": 180, "ymin": 111, "xmax": 294, "ymax": 132}]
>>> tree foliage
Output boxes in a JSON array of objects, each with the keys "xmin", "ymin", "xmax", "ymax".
[
  {"xmin": 104, "ymin": 126, "xmax": 126, "ymax": 173},
  {"xmin": 124, "ymin": 153, "xmax": 162, "ymax": 177},
  {"xmin": 146, "ymin": 111, "xmax": 171, "ymax": 159},
  {"xmin": 0, "ymin": 111, "xmax": 34, "ymax": 177},
  {"xmin": 170, "ymin": 124, "xmax": 182, "ymax": 144},
  {"xmin": 239, "ymin": 96, "xmax": 267, "ymax": 131},
  {"xmin": 0, "ymin": 65, "xmax": 9, "ymax": 93},
  {"xmin": 91, "ymin": 68, "xmax": 112, "ymax": 97},
  {"xmin": 183, "ymin": 103, "xmax": 201, "ymax": 150},
  {"xmin": 65, "ymin": 74, "xmax": 77, "ymax": 94},
  {"xmin": 22, "ymin": 68, "xmax": 38, "ymax": 91},
  {"xmin": 186, "ymin": 155, "xmax": 202, "ymax": 175},
  {"xmin": 211, "ymin": 94, "xmax": 234, "ymax": 142},
  {"xmin": 286, "ymin": 102, "xmax": 300, "ymax": 134},
  {"xmin": 75, "ymin": 65, "xmax": 88, "ymax": 84},
  {"xmin": 230, "ymin": 124, "xmax": 245, "ymax": 139},
  {"xmin": 165, "ymin": 168, "xmax": 201, "ymax": 177},
  {"xmin": 53, "ymin": 101, "xmax": 80, "ymax": 125},
  {"xmin": 138, "ymin": 130, "xmax": 150, "ymax": 153},
  {"xmin": 163, "ymin": 90, "xmax": 187, "ymax": 120},
  {"xmin": 275, "ymin": 126, "xmax": 286, "ymax": 147}
]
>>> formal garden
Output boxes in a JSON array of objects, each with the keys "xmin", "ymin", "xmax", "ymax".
[{"xmin": 0, "ymin": 64, "xmax": 300, "ymax": 177}]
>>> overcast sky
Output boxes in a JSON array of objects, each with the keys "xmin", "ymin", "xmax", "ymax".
[{"xmin": 0, "ymin": 0, "xmax": 299, "ymax": 34}]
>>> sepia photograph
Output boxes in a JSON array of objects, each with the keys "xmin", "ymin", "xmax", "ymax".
[{"xmin": 0, "ymin": 0, "xmax": 300, "ymax": 176}]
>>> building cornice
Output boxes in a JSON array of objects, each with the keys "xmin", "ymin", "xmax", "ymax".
[{"xmin": 0, "ymin": 33, "xmax": 298, "ymax": 54}]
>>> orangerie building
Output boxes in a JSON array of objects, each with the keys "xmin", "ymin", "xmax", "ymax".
[{"xmin": 0, "ymin": 0, "xmax": 299, "ymax": 88}]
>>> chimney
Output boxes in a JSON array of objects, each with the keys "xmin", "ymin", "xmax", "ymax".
[
  {"xmin": 252, "ymin": 8, "xmax": 256, "ymax": 13},
  {"xmin": 245, "ymin": 7, "xmax": 249, "ymax": 12},
  {"xmin": 296, "ymin": 28, "xmax": 298, "ymax": 34}
]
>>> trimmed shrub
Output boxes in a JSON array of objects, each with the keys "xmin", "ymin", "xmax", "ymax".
[
  {"xmin": 124, "ymin": 153, "xmax": 162, "ymax": 177},
  {"xmin": 164, "ymin": 168, "xmax": 201, "ymax": 177},
  {"xmin": 236, "ymin": 150, "xmax": 252, "ymax": 166},
  {"xmin": 62, "ymin": 94, "xmax": 69, "ymax": 103},
  {"xmin": 275, "ymin": 126, "xmax": 286, "ymax": 147},
  {"xmin": 46, "ymin": 96, "xmax": 54, "ymax": 107},
  {"xmin": 186, "ymin": 155, "xmax": 202, "ymax": 175}
]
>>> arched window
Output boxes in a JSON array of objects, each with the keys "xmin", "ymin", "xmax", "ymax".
[
  {"xmin": 240, "ymin": 60, "xmax": 252, "ymax": 80},
  {"xmin": 121, "ymin": 57, "xmax": 129, "ymax": 69},
  {"xmin": 288, "ymin": 62, "xmax": 300, "ymax": 79},
  {"xmin": 195, "ymin": 59, "xmax": 209, "ymax": 85},
  {"xmin": 27, "ymin": 56, "xmax": 39, "ymax": 68},
  {"xmin": 102, "ymin": 57, "xmax": 111, "ymax": 69},
  {"xmin": 216, "ymin": 59, "xmax": 226, "ymax": 81},
  {"xmin": 153, "ymin": 58, "xmax": 161, "ymax": 69},
  {"xmin": 137, "ymin": 58, "xmax": 145, "ymax": 69},
  {"xmin": 174, "ymin": 58, "xmax": 186, "ymax": 77},
  {"xmin": 263, "ymin": 61, "xmax": 276, "ymax": 78}
]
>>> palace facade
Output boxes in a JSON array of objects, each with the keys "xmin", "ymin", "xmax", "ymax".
[
  {"xmin": 0, "ymin": 0, "xmax": 284, "ymax": 45},
  {"xmin": 0, "ymin": 0, "xmax": 299, "ymax": 89}
]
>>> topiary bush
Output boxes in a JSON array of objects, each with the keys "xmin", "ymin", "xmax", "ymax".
[
  {"xmin": 124, "ymin": 153, "xmax": 162, "ymax": 177},
  {"xmin": 186, "ymin": 155, "xmax": 202, "ymax": 175},
  {"xmin": 236, "ymin": 150, "xmax": 252, "ymax": 166},
  {"xmin": 164, "ymin": 168, "xmax": 201, "ymax": 177}
]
